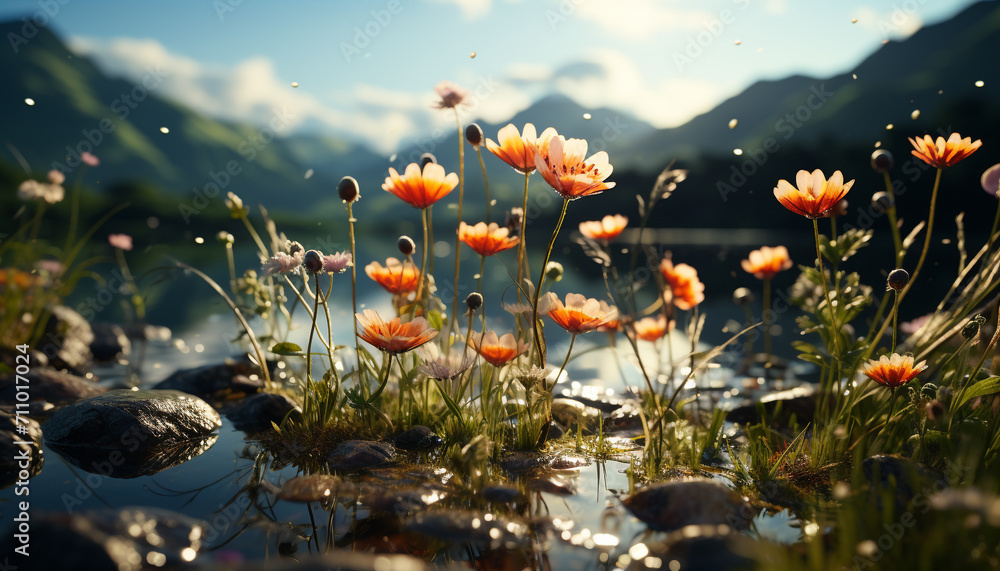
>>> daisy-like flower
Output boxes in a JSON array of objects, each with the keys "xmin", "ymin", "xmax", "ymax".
[
  {"xmin": 579, "ymin": 214, "xmax": 627, "ymax": 242},
  {"xmin": 741, "ymin": 246, "xmax": 793, "ymax": 280},
  {"xmin": 773, "ymin": 170, "xmax": 854, "ymax": 219},
  {"xmin": 909, "ymin": 132, "xmax": 981, "ymax": 168},
  {"xmin": 80, "ymin": 151, "xmax": 100, "ymax": 167},
  {"xmin": 356, "ymin": 309, "xmax": 438, "ymax": 354},
  {"xmin": 262, "ymin": 251, "xmax": 302, "ymax": 276},
  {"xmin": 322, "ymin": 251, "xmax": 353, "ymax": 274},
  {"xmin": 382, "ymin": 162, "xmax": 459, "ymax": 209},
  {"xmin": 981, "ymin": 163, "xmax": 1000, "ymax": 198},
  {"xmin": 659, "ymin": 259, "xmax": 705, "ymax": 311},
  {"xmin": 632, "ymin": 315, "xmax": 671, "ymax": 342},
  {"xmin": 108, "ymin": 233, "xmax": 133, "ymax": 251},
  {"xmin": 365, "ymin": 258, "xmax": 420, "ymax": 294},
  {"xmin": 538, "ymin": 292, "xmax": 618, "ymax": 334},
  {"xmin": 458, "ymin": 222, "xmax": 520, "ymax": 257},
  {"xmin": 860, "ymin": 353, "xmax": 928, "ymax": 388},
  {"xmin": 471, "ymin": 331, "xmax": 530, "ymax": 367},
  {"xmin": 534, "ymin": 136, "xmax": 615, "ymax": 199},
  {"xmin": 418, "ymin": 343, "xmax": 475, "ymax": 380},
  {"xmin": 485, "ymin": 123, "xmax": 558, "ymax": 174},
  {"xmin": 433, "ymin": 80, "xmax": 468, "ymax": 109},
  {"xmin": 17, "ymin": 179, "xmax": 64, "ymax": 204}
]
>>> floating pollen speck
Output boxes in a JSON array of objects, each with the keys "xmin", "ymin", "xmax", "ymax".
[
  {"xmin": 852, "ymin": 18, "xmax": 858, "ymax": 23},
  {"xmin": 195, "ymin": 237, "xmax": 205, "ymax": 244},
  {"xmin": 470, "ymin": 51, "xmax": 476, "ymax": 58},
  {"xmin": 160, "ymin": 127, "xmax": 169, "ymax": 134},
  {"xmin": 389, "ymin": 153, "xmax": 398, "ymax": 162},
  {"xmin": 728, "ymin": 118, "xmax": 738, "ymax": 129},
  {"xmin": 975, "ymin": 80, "xmax": 984, "ymax": 87},
  {"xmin": 25, "ymin": 98, "xmax": 35, "ymax": 106},
  {"xmin": 852, "ymin": 73, "xmax": 858, "ymax": 79},
  {"xmin": 733, "ymin": 148, "xmax": 743, "ymax": 156},
  {"xmin": 886, "ymin": 124, "xmax": 894, "ymax": 130},
  {"xmin": 875, "ymin": 141, "xmax": 882, "ymax": 148},
  {"xmin": 911, "ymin": 110, "xmax": 920, "ymax": 120},
  {"xmin": 734, "ymin": 40, "xmax": 741, "ymax": 45},
  {"xmin": 304, "ymin": 169, "xmax": 314, "ymax": 179},
  {"xmin": 583, "ymin": 113, "xmax": 592, "ymax": 120},
  {"xmin": 291, "ymin": 81, "xmax": 299, "ymax": 88}
]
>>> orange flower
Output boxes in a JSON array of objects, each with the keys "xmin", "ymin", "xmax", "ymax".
[
  {"xmin": 383, "ymin": 162, "xmax": 459, "ymax": 209},
  {"xmin": 741, "ymin": 246, "xmax": 793, "ymax": 280},
  {"xmin": 365, "ymin": 258, "xmax": 420, "ymax": 294},
  {"xmin": 471, "ymin": 331, "xmax": 530, "ymax": 367},
  {"xmin": 355, "ymin": 309, "xmax": 438, "ymax": 354},
  {"xmin": 658, "ymin": 259, "xmax": 705, "ymax": 311},
  {"xmin": 534, "ymin": 136, "xmax": 614, "ymax": 199},
  {"xmin": 633, "ymin": 315, "xmax": 672, "ymax": 341},
  {"xmin": 485, "ymin": 123, "xmax": 558, "ymax": 174},
  {"xmin": 860, "ymin": 353, "xmax": 927, "ymax": 388},
  {"xmin": 773, "ymin": 169, "xmax": 854, "ymax": 219},
  {"xmin": 458, "ymin": 222, "xmax": 520, "ymax": 257},
  {"xmin": 909, "ymin": 132, "xmax": 981, "ymax": 168},
  {"xmin": 579, "ymin": 214, "xmax": 628, "ymax": 242},
  {"xmin": 538, "ymin": 292, "xmax": 618, "ymax": 334}
]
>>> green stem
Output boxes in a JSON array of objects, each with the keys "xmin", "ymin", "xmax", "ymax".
[
  {"xmin": 516, "ymin": 171, "xmax": 531, "ymax": 301},
  {"xmin": 304, "ymin": 273, "xmax": 321, "ymax": 420},
  {"xmin": 763, "ymin": 277, "xmax": 772, "ymax": 370},
  {"xmin": 239, "ymin": 214, "xmax": 269, "ymax": 259},
  {"xmin": 476, "ymin": 254, "xmax": 486, "ymax": 301},
  {"xmin": 553, "ymin": 334, "xmax": 577, "ymax": 390},
  {"xmin": 347, "ymin": 202, "xmax": 361, "ymax": 374},
  {"xmin": 415, "ymin": 207, "xmax": 430, "ymax": 312},
  {"xmin": 890, "ymin": 290, "xmax": 901, "ymax": 354},
  {"xmin": 531, "ymin": 198, "xmax": 570, "ymax": 366},
  {"xmin": 476, "ymin": 147, "xmax": 492, "ymax": 224},
  {"xmin": 882, "ymin": 171, "xmax": 904, "ymax": 266},
  {"xmin": 451, "ymin": 108, "xmax": 465, "ymax": 334},
  {"xmin": 813, "ymin": 218, "xmax": 840, "ymax": 362}
]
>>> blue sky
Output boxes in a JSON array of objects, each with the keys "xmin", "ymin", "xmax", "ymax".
[{"xmin": 2, "ymin": 0, "xmax": 983, "ymax": 153}]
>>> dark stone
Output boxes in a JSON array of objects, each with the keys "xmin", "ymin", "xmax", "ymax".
[
  {"xmin": 277, "ymin": 474, "xmax": 351, "ymax": 502},
  {"xmin": 89, "ymin": 322, "xmax": 130, "ymax": 362},
  {"xmin": 561, "ymin": 393, "xmax": 625, "ymax": 413},
  {"xmin": 622, "ymin": 478, "xmax": 753, "ymax": 532},
  {"xmin": 0, "ymin": 507, "xmax": 206, "ymax": 571},
  {"xmin": 403, "ymin": 511, "xmax": 529, "ymax": 549},
  {"xmin": 483, "ymin": 485, "xmax": 526, "ymax": 504},
  {"xmin": 394, "ymin": 425, "xmax": 443, "ymax": 450},
  {"xmin": 0, "ymin": 368, "xmax": 106, "ymax": 406},
  {"xmin": 152, "ymin": 355, "xmax": 269, "ymax": 399},
  {"xmin": 627, "ymin": 525, "xmax": 761, "ymax": 571},
  {"xmin": 43, "ymin": 390, "xmax": 220, "ymax": 478},
  {"xmin": 539, "ymin": 420, "xmax": 565, "ymax": 444},
  {"xmin": 0, "ymin": 345, "xmax": 47, "ymax": 370},
  {"xmin": 225, "ymin": 392, "xmax": 301, "ymax": 432},
  {"xmin": 328, "ymin": 440, "xmax": 395, "ymax": 471},
  {"xmin": 501, "ymin": 451, "xmax": 552, "ymax": 473},
  {"xmin": 366, "ymin": 488, "xmax": 439, "ymax": 517},
  {"xmin": 0, "ymin": 408, "xmax": 43, "ymax": 489},
  {"xmin": 40, "ymin": 305, "xmax": 94, "ymax": 371},
  {"xmin": 726, "ymin": 386, "xmax": 819, "ymax": 426}
]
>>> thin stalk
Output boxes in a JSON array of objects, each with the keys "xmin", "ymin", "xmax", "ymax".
[
  {"xmin": 531, "ymin": 198, "xmax": 570, "ymax": 366},
  {"xmin": 988, "ymin": 197, "xmax": 1000, "ymax": 252},
  {"xmin": 115, "ymin": 247, "xmax": 145, "ymax": 320},
  {"xmin": 516, "ymin": 172, "xmax": 531, "ymax": 301},
  {"xmin": 882, "ymin": 171, "xmax": 904, "ymax": 265},
  {"xmin": 451, "ymin": 108, "xmax": 466, "ymax": 334},
  {"xmin": 890, "ymin": 290, "xmax": 901, "ymax": 354},
  {"xmin": 476, "ymin": 254, "xmax": 486, "ymax": 299},
  {"xmin": 347, "ymin": 202, "xmax": 360, "ymax": 373},
  {"xmin": 304, "ymin": 273, "xmax": 321, "ymax": 420},
  {"xmin": 225, "ymin": 242, "xmax": 237, "ymax": 293},
  {"xmin": 239, "ymin": 214, "xmax": 269, "ymax": 259},
  {"xmin": 553, "ymin": 334, "xmax": 577, "ymax": 388},
  {"xmin": 476, "ymin": 146, "xmax": 492, "ymax": 223},
  {"xmin": 64, "ymin": 166, "xmax": 87, "ymax": 253},
  {"xmin": 813, "ymin": 217, "xmax": 840, "ymax": 365},
  {"xmin": 415, "ymin": 207, "xmax": 430, "ymax": 311},
  {"xmin": 763, "ymin": 277, "xmax": 772, "ymax": 370}
]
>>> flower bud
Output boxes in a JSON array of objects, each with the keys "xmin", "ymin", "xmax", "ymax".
[
  {"xmin": 226, "ymin": 191, "xmax": 248, "ymax": 218},
  {"xmin": 420, "ymin": 153, "xmax": 437, "ymax": 168},
  {"xmin": 217, "ymin": 231, "xmax": 234, "ymax": 245},
  {"xmin": 962, "ymin": 314, "xmax": 987, "ymax": 339},
  {"xmin": 303, "ymin": 250, "xmax": 324, "ymax": 274},
  {"xmin": 886, "ymin": 268, "xmax": 909, "ymax": 291},
  {"xmin": 506, "ymin": 208, "xmax": 524, "ymax": 235},
  {"xmin": 465, "ymin": 123, "xmax": 484, "ymax": 147},
  {"xmin": 925, "ymin": 400, "xmax": 945, "ymax": 421},
  {"xmin": 286, "ymin": 240, "xmax": 304, "ymax": 256},
  {"xmin": 920, "ymin": 382, "xmax": 938, "ymax": 400},
  {"xmin": 397, "ymin": 235, "xmax": 416, "ymax": 256},
  {"xmin": 465, "ymin": 292, "xmax": 483, "ymax": 312},
  {"xmin": 545, "ymin": 261, "xmax": 564, "ymax": 283},
  {"xmin": 733, "ymin": 287, "xmax": 754, "ymax": 306},
  {"xmin": 338, "ymin": 176, "xmax": 360, "ymax": 203},
  {"xmin": 981, "ymin": 163, "xmax": 1000, "ymax": 198},
  {"xmin": 871, "ymin": 149, "xmax": 894, "ymax": 173},
  {"xmin": 871, "ymin": 191, "xmax": 894, "ymax": 214},
  {"xmin": 829, "ymin": 199, "xmax": 848, "ymax": 217}
]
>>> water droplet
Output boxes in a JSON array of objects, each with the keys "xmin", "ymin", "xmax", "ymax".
[
  {"xmin": 910, "ymin": 109, "xmax": 920, "ymax": 120},
  {"xmin": 885, "ymin": 123, "xmax": 893, "ymax": 130},
  {"xmin": 583, "ymin": 113, "xmax": 592, "ymax": 120},
  {"xmin": 291, "ymin": 81, "xmax": 299, "ymax": 88},
  {"xmin": 975, "ymin": 80, "xmax": 984, "ymax": 87},
  {"xmin": 159, "ymin": 126, "xmax": 169, "ymax": 134},
  {"xmin": 24, "ymin": 98, "xmax": 35, "ymax": 106},
  {"xmin": 470, "ymin": 51, "xmax": 476, "ymax": 58},
  {"xmin": 728, "ymin": 118, "xmax": 738, "ymax": 129},
  {"xmin": 733, "ymin": 148, "xmax": 743, "ymax": 156}
]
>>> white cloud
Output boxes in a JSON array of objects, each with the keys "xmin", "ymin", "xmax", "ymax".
[
  {"xmin": 573, "ymin": 0, "xmax": 715, "ymax": 41},
  {"xmin": 855, "ymin": 6, "xmax": 922, "ymax": 39},
  {"xmin": 422, "ymin": 0, "xmax": 493, "ymax": 20}
]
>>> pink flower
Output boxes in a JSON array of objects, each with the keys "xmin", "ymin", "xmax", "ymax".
[
  {"xmin": 108, "ymin": 233, "xmax": 133, "ymax": 251},
  {"xmin": 81, "ymin": 152, "xmax": 100, "ymax": 167},
  {"xmin": 261, "ymin": 251, "xmax": 302, "ymax": 276},
  {"xmin": 322, "ymin": 251, "xmax": 353, "ymax": 273},
  {"xmin": 433, "ymin": 81, "xmax": 468, "ymax": 109},
  {"xmin": 47, "ymin": 170, "xmax": 65, "ymax": 185},
  {"xmin": 982, "ymin": 163, "xmax": 1000, "ymax": 198}
]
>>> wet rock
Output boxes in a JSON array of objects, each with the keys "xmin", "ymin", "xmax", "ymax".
[
  {"xmin": 0, "ymin": 368, "xmax": 107, "ymax": 406},
  {"xmin": 550, "ymin": 454, "xmax": 591, "ymax": 470},
  {"xmin": 38, "ymin": 305, "xmax": 94, "ymax": 371},
  {"xmin": 0, "ymin": 408, "xmax": 43, "ymax": 489},
  {"xmin": 152, "ymin": 355, "xmax": 268, "ymax": 399},
  {"xmin": 43, "ymin": 390, "xmax": 220, "ymax": 478},
  {"xmin": 277, "ymin": 474, "xmax": 351, "ymax": 502},
  {"xmin": 604, "ymin": 400, "xmax": 645, "ymax": 434},
  {"xmin": 89, "ymin": 322, "xmax": 130, "ymax": 362},
  {"xmin": 483, "ymin": 485, "xmax": 526, "ymax": 504},
  {"xmin": 195, "ymin": 552, "xmax": 428, "ymax": 571},
  {"xmin": 528, "ymin": 474, "xmax": 577, "ymax": 495},
  {"xmin": 404, "ymin": 511, "xmax": 529, "ymax": 549},
  {"xmin": 551, "ymin": 397, "xmax": 590, "ymax": 427},
  {"xmin": 500, "ymin": 451, "xmax": 551, "ymax": 473},
  {"xmin": 328, "ymin": 440, "xmax": 395, "ymax": 471},
  {"xmin": 623, "ymin": 478, "xmax": 753, "ymax": 532},
  {"xmin": 0, "ymin": 345, "xmax": 47, "ymax": 370},
  {"xmin": 394, "ymin": 425, "xmax": 443, "ymax": 450},
  {"xmin": 561, "ymin": 393, "xmax": 625, "ymax": 413},
  {"xmin": 225, "ymin": 392, "xmax": 301, "ymax": 432},
  {"xmin": 627, "ymin": 525, "xmax": 762, "ymax": 571},
  {"xmin": 367, "ymin": 488, "xmax": 442, "ymax": 517},
  {"xmin": 540, "ymin": 420, "xmax": 565, "ymax": 443},
  {"xmin": 726, "ymin": 386, "xmax": 819, "ymax": 426},
  {"xmin": 0, "ymin": 507, "xmax": 206, "ymax": 571}
]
